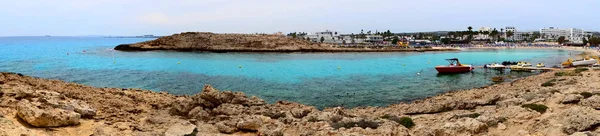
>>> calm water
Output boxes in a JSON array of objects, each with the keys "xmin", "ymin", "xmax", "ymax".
[{"xmin": 0, "ymin": 37, "xmax": 577, "ymax": 108}]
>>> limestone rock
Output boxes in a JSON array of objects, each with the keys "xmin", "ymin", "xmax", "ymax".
[
  {"xmin": 236, "ymin": 115, "xmax": 263, "ymax": 131},
  {"xmin": 291, "ymin": 108, "xmax": 312, "ymax": 118},
  {"xmin": 497, "ymin": 123, "xmax": 507, "ymax": 130},
  {"xmin": 188, "ymin": 107, "xmax": 210, "ymax": 121},
  {"xmin": 559, "ymin": 107, "xmax": 600, "ymax": 134},
  {"xmin": 164, "ymin": 121, "xmax": 197, "ymax": 136},
  {"xmin": 562, "ymin": 94, "xmax": 584, "ymax": 104},
  {"xmin": 16, "ymin": 100, "xmax": 80, "ymax": 127},
  {"xmin": 580, "ymin": 95, "xmax": 600, "ymax": 109},
  {"xmin": 258, "ymin": 124, "xmax": 284, "ymax": 136},
  {"xmin": 212, "ymin": 103, "xmax": 245, "ymax": 116},
  {"xmin": 436, "ymin": 118, "xmax": 488, "ymax": 135},
  {"xmin": 570, "ymin": 131, "xmax": 593, "ymax": 136},
  {"xmin": 62, "ymin": 100, "xmax": 97, "ymax": 118},
  {"xmin": 169, "ymin": 97, "xmax": 196, "ymax": 116},
  {"xmin": 215, "ymin": 121, "xmax": 238, "ymax": 134},
  {"xmin": 199, "ymin": 85, "xmax": 221, "ymax": 106},
  {"xmin": 497, "ymin": 98, "xmax": 526, "ymax": 107},
  {"xmin": 196, "ymin": 123, "xmax": 219, "ymax": 134}
]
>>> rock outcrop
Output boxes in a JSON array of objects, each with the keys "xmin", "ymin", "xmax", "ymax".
[
  {"xmin": 114, "ymin": 32, "xmax": 457, "ymax": 52},
  {"xmin": 1, "ymin": 69, "xmax": 600, "ymax": 135},
  {"xmin": 17, "ymin": 100, "xmax": 81, "ymax": 127}
]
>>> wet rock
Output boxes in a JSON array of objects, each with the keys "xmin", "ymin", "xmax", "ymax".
[
  {"xmin": 16, "ymin": 100, "xmax": 80, "ymax": 127},
  {"xmin": 236, "ymin": 115, "xmax": 263, "ymax": 131},
  {"xmin": 188, "ymin": 107, "xmax": 210, "ymax": 121},
  {"xmin": 196, "ymin": 123, "xmax": 219, "ymax": 134},
  {"xmin": 164, "ymin": 121, "xmax": 197, "ymax": 136},
  {"xmin": 215, "ymin": 121, "xmax": 238, "ymax": 134},
  {"xmin": 212, "ymin": 103, "xmax": 245, "ymax": 116},
  {"xmin": 169, "ymin": 97, "xmax": 196, "ymax": 116},
  {"xmin": 562, "ymin": 94, "xmax": 584, "ymax": 104},
  {"xmin": 580, "ymin": 95, "xmax": 600, "ymax": 109}
]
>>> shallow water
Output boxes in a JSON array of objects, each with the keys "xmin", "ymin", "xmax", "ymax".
[{"xmin": 0, "ymin": 37, "xmax": 578, "ymax": 108}]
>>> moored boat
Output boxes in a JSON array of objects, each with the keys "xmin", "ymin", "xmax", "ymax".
[
  {"xmin": 572, "ymin": 58, "xmax": 596, "ymax": 66},
  {"xmin": 435, "ymin": 58, "xmax": 474, "ymax": 73},
  {"xmin": 536, "ymin": 63, "xmax": 545, "ymax": 68},
  {"xmin": 485, "ymin": 63, "xmax": 506, "ymax": 70}
]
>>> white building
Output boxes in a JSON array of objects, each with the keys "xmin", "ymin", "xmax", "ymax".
[
  {"xmin": 306, "ymin": 30, "xmax": 339, "ymax": 43},
  {"xmin": 540, "ymin": 27, "xmax": 585, "ymax": 43}
]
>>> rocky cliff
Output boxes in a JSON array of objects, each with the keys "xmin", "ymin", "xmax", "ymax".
[
  {"xmin": 114, "ymin": 32, "xmax": 457, "ymax": 52},
  {"xmin": 1, "ymin": 70, "xmax": 599, "ymax": 135}
]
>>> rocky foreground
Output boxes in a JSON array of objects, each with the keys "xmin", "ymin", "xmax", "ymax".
[
  {"xmin": 1, "ymin": 69, "xmax": 600, "ymax": 136},
  {"xmin": 114, "ymin": 32, "xmax": 456, "ymax": 52}
]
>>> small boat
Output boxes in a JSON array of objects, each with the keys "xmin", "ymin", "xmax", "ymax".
[
  {"xmin": 485, "ymin": 63, "xmax": 506, "ymax": 70},
  {"xmin": 518, "ymin": 62, "xmax": 532, "ymax": 67},
  {"xmin": 510, "ymin": 65, "xmax": 534, "ymax": 72},
  {"xmin": 592, "ymin": 63, "xmax": 600, "ymax": 70},
  {"xmin": 572, "ymin": 58, "xmax": 596, "ymax": 66},
  {"xmin": 536, "ymin": 63, "xmax": 545, "ymax": 68},
  {"xmin": 435, "ymin": 58, "xmax": 474, "ymax": 73}
]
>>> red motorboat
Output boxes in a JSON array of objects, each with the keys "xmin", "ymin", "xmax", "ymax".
[{"xmin": 435, "ymin": 58, "xmax": 474, "ymax": 73}]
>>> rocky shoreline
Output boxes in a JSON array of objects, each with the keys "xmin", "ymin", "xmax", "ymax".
[
  {"xmin": 1, "ymin": 69, "xmax": 600, "ymax": 135},
  {"xmin": 114, "ymin": 32, "xmax": 458, "ymax": 53}
]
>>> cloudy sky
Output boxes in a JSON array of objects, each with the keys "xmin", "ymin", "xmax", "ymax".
[{"xmin": 0, "ymin": 0, "xmax": 598, "ymax": 36}]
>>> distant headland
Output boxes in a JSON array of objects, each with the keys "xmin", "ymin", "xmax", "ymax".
[{"xmin": 114, "ymin": 32, "xmax": 457, "ymax": 52}]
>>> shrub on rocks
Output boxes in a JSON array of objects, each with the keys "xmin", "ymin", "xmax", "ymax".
[
  {"xmin": 521, "ymin": 104, "xmax": 548, "ymax": 114},
  {"xmin": 330, "ymin": 119, "xmax": 380, "ymax": 129},
  {"xmin": 381, "ymin": 115, "xmax": 415, "ymax": 129},
  {"xmin": 574, "ymin": 68, "xmax": 589, "ymax": 73},
  {"xmin": 541, "ymin": 80, "xmax": 556, "ymax": 87},
  {"xmin": 579, "ymin": 92, "xmax": 593, "ymax": 98}
]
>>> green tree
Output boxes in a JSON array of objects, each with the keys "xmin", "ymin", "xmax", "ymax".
[
  {"xmin": 589, "ymin": 36, "xmax": 600, "ymax": 46},
  {"xmin": 557, "ymin": 36, "xmax": 566, "ymax": 44},
  {"xmin": 441, "ymin": 38, "xmax": 451, "ymax": 44},
  {"xmin": 506, "ymin": 31, "xmax": 514, "ymax": 41},
  {"xmin": 490, "ymin": 29, "xmax": 499, "ymax": 41},
  {"xmin": 320, "ymin": 36, "xmax": 325, "ymax": 43},
  {"xmin": 391, "ymin": 37, "xmax": 399, "ymax": 44},
  {"xmin": 583, "ymin": 36, "xmax": 589, "ymax": 45},
  {"xmin": 306, "ymin": 37, "xmax": 310, "ymax": 41}
]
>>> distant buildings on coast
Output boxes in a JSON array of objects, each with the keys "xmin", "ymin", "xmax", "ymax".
[
  {"xmin": 105, "ymin": 35, "xmax": 161, "ymax": 38},
  {"xmin": 289, "ymin": 26, "xmax": 595, "ymax": 45}
]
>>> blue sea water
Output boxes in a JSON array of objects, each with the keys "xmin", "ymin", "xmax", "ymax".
[{"xmin": 0, "ymin": 37, "xmax": 577, "ymax": 108}]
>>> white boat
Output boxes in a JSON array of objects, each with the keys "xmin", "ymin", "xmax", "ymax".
[
  {"xmin": 592, "ymin": 63, "xmax": 600, "ymax": 70},
  {"xmin": 572, "ymin": 59, "xmax": 596, "ymax": 66},
  {"xmin": 485, "ymin": 63, "xmax": 506, "ymax": 69},
  {"xmin": 517, "ymin": 62, "xmax": 532, "ymax": 67}
]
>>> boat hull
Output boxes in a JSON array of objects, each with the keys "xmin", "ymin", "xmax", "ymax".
[
  {"xmin": 435, "ymin": 66, "xmax": 473, "ymax": 73},
  {"xmin": 572, "ymin": 60, "xmax": 596, "ymax": 66}
]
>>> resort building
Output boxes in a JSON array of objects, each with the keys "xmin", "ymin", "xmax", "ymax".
[
  {"xmin": 540, "ymin": 27, "xmax": 585, "ymax": 43},
  {"xmin": 306, "ymin": 30, "xmax": 339, "ymax": 43}
]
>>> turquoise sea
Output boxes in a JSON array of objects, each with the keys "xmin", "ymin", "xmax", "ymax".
[{"xmin": 0, "ymin": 37, "xmax": 577, "ymax": 108}]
